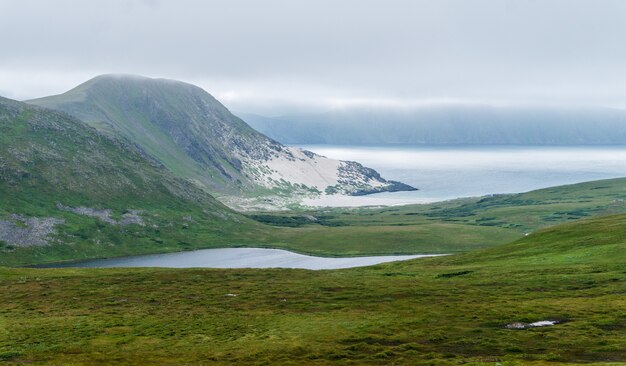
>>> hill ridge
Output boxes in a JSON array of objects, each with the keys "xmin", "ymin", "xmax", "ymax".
[{"xmin": 30, "ymin": 74, "xmax": 415, "ymax": 209}]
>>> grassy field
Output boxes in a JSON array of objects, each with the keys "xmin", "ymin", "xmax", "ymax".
[
  {"xmin": 245, "ymin": 177, "xmax": 626, "ymax": 256},
  {"xmin": 264, "ymin": 223, "xmax": 518, "ymax": 256},
  {"xmin": 0, "ymin": 212, "xmax": 624, "ymax": 365},
  {"xmin": 258, "ymin": 177, "xmax": 626, "ymax": 234}
]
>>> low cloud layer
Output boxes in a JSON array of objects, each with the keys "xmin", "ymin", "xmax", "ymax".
[{"xmin": 2, "ymin": 0, "xmax": 626, "ymax": 114}]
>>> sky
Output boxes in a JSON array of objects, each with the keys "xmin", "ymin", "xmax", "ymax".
[{"xmin": 1, "ymin": 0, "xmax": 626, "ymax": 115}]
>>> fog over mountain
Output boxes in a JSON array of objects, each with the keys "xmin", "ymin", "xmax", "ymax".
[
  {"xmin": 28, "ymin": 74, "xmax": 415, "ymax": 210},
  {"xmin": 3, "ymin": 1, "xmax": 626, "ymax": 115},
  {"xmin": 240, "ymin": 105, "xmax": 626, "ymax": 145}
]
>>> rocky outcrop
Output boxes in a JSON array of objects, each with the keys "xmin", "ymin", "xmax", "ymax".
[
  {"xmin": 0, "ymin": 214, "xmax": 65, "ymax": 247},
  {"xmin": 57, "ymin": 204, "xmax": 145, "ymax": 226},
  {"xmin": 57, "ymin": 204, "xmax": 116, "ymax": 224},
  {"xmin": 119, "ymin": 210, "xmax": 145, "ymax": 226}
]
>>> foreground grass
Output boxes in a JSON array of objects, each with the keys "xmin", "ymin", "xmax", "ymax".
[{"xmin": 1, "ymin": 214, "xmax": 625, "ymax": 365}]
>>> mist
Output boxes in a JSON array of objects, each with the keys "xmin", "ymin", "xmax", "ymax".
[
  {"xmin": 239, "ymin": 104, "xmax": 626, "ymax": 145},
  {"xmin": 2, "ymin": 0, "xmax": 626, "ymax": 114}
]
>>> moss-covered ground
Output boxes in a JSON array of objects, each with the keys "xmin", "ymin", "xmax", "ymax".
[{"xmin": 1, "ymin": 212, "xmax": 625, "ymax": 365}]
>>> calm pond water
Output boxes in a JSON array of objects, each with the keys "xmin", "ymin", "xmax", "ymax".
[
  {"xmin": 298, "ymin": 145, "xmax": 626, "ymax": 207},
  {"xmin": 38, "ymin": 248, "xmax": 442, "ymax": 270}
]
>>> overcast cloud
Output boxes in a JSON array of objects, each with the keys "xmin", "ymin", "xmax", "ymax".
[{"xmin": 1, "ymin": 0, "xmax": 626, "ymax": 114}]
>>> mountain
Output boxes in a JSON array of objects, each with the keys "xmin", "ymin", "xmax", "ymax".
[
  {"xmin": 29, "ymin": 75, "xmax": 414, "ymax": 209},
  {"xmin": 239, "ymin": 105, "xmax": 626, "ymax": 145},
  {"xmin": 0, "ymin": 96, "xmax": 266, "ymax": 266}
]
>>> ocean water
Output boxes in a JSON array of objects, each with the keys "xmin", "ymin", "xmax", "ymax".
[{"xmin": 298, "ymin": 145, "xmax": 626, "ymax": 207}]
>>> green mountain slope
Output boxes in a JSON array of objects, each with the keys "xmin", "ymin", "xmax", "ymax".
[
  {"xmin": 1, "ymin": 210, "xmax": 623, "ymax": 364},
  {"xmin": 29, "ymin": 75, "xmax": 259, "ymax": 195},
  {"xmin": 0, "ymin": 96, "xmax": 265, "ymax": 266},
  {"xmin": 3, "ymin": 96, "xmax": 626, "ymax": 267},
  {"xmin": 1, "ymin": 95, "xmax": 624, "ymax": 363},
  {"xmin": 29, "ymin": 75, "xmax": 414, "ymax": 208}
]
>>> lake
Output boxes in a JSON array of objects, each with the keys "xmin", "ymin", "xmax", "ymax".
[
  {"xmin": 37, "ymin": 248, "xmax": 442, "ymax": 270},
  {"xmin": 298, "ymin": 145, "xmax": 626, "ymax": 207}
]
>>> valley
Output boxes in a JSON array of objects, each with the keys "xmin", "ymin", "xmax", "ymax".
[
  {"xmin": 1, "ymin": 77, "xmax": 625, "ymax": 366},
  {"xmin": 3, "ymin": 2, "xmax": 625, "ymax": 365}
]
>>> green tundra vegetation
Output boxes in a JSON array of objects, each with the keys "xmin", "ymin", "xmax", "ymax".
[
  {"xmin": 0, "ymin": 212, "xmax": 624, "ymax": 365},
  {"xmin": 4, "ymin": 93, "xmax": 626, "ymax": 266},
  {"xmin": 2, "ymin": 92, "xmax": 626, "ymax": 364},
  {"xmin": 246, "ymin": 177, "xmax": 626, "ymax": 257},
  {"xmin": 28, "ymin": 74, "xmax": 271, "ymax": 195},
  {"xmin": 0, "ymin": 96, "xmax": 273, "ymax": 267},
  {"xmin": 6, "ymin": 173, "xmax": 626, "ymax": 266}
]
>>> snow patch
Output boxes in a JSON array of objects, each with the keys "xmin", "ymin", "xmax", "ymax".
[{"xmin": 506, "ymin": 320, "xmax": 559, "ymax": 329}]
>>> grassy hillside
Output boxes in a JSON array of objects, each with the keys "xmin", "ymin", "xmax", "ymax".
[
  {"xmin": 29, "ymin": 74, "xmax": 263, "ymax": 195},
  {"xmin": 315, "ymin": 177, "xmax": 626, "ymax": 234},
  {"xmin": 2, "ymin": 92, "xmax": 625, "ymax": 364},
  {"xmin": 0, "ymin": 95, "xmax": 516, "ymax": 267},
  {"xmin": 4, "ymin": 94, "xmax": 626, "ymax": 267},
  {"xmin": 0, "ymin": 96, "xmax": 269, "ymax": 266},
  {"xmin": 28, "ymin": 75, "xmax": 416, "ymax": 204},
  {"xmin": 249, "ymin": 177, "xmax": 626, "ymax": 256},
  {"xmin": 1, "ymin": 212, "xmax": 624, "ymax": 364}
]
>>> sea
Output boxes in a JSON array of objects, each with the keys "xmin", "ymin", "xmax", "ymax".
[{"xmin": 297, "ymin": 145, "xmax": 626, "ymax": 207}]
